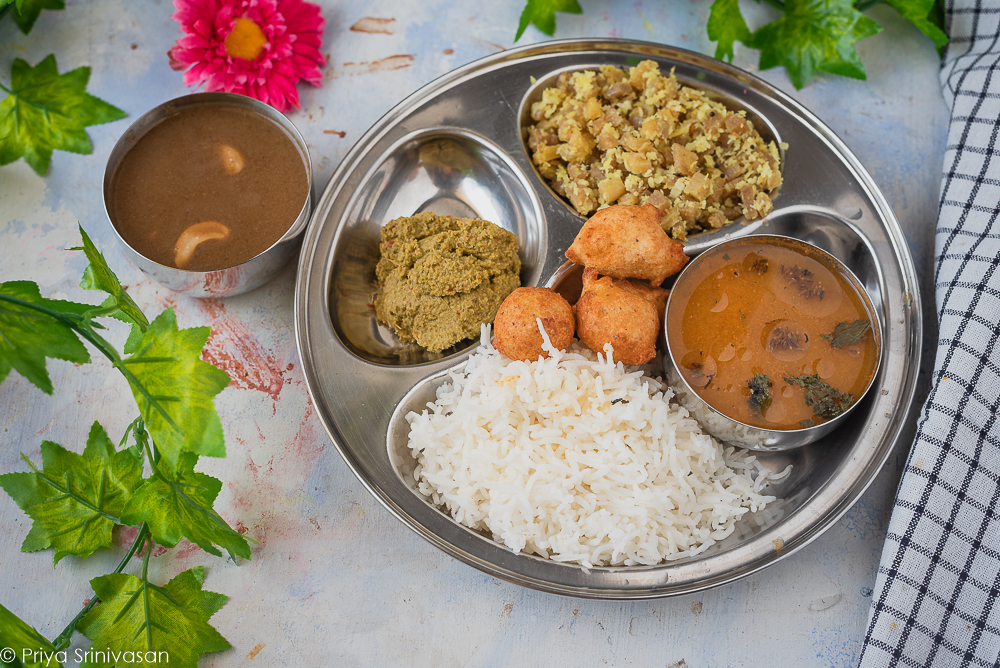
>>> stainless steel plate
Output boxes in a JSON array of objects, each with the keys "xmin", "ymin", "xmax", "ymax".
[{"xmin": 294, "ymin": 39, "xmax": 921, "ymax": 598}]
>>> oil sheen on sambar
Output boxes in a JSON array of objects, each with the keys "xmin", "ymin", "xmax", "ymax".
[
  {"xmin": 667, "ymin": 237, "xmax": 879, "ymax": 430},
  {"xmin": 109, "ymin": 104, "xmax": 308, "ymax": 271}
]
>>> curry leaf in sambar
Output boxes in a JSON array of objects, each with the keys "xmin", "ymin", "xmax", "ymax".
[
  {"xmin": 784, "ymin": 373, "xmax": 854, "ymax": 419},
  {"xmin": 0, "ymin": 422, "xmax": 142, "ymax": 563},
  {"xmin": 78, "ymin": 567, "xmax": 230, "ymax": 668},
  {"xmin": 747, "ymin": 372, "xmax": 773, "ymax": 417},
  {"xmin": 120, "ymin": 309, "xmax": 230, "ymax": 472},
  {"xmin": 748, "ymin": 0, "xmax": 882, "ymax": 89},
  {"xmin": 120, "ymin": 452, "xmax": 252, "ymax": 560},
  {"xmin": 821, "ymin": 318, "xmax": 871, "ymax": 348},
  {"xmin": 0, "ymin": 55, "xmax": 126, "ymax": 175}
]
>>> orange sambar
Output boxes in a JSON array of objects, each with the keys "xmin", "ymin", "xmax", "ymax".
[{"xmin": 666, "ymin": 236, "xmax": 880, "ymax": 430}]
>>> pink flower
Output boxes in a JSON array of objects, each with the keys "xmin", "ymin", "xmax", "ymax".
[{"xmin": 167, "ymin": 0, "xmax": 326, "ymax": 113}]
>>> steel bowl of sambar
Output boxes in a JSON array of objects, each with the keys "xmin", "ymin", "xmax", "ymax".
[{"xmin": 663, "ymin": 234, "xmax": 882, "ymax": 451}]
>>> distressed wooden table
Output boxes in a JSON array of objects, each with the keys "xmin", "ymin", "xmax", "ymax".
[{"xmin": 0, "ymin": 0, "xmax": 946, "ymax": 665}]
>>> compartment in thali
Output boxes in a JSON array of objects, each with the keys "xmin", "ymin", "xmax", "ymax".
[
  {"xmin": 327, "ymin": 129, "xmax": 545, "ymax": 366},
  {"xmin": 547, "ymin": 260, "xmax": 585, "ymax": 305},
  {"xmin": 384, "ymin": 340, "xmax": 818, "ymax": 568},
  {"xmin": 516, "ymin": 61, "xmax": 785, "ymax": 249},
  {"xmin": 383, "ymin": 348, "xmax": 860, "ymax": 571}
]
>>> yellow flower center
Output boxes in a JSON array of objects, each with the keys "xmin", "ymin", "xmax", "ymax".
[{"xmin": 224, "ymin": 17, "xmax": 267, "ymax": 61}]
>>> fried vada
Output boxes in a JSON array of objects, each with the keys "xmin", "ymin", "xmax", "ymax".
[
  {"xmin": 575, "ymin": 273, "xmax": 660, "ymax": 365},
  {"xmin": 566, "ymin": 204, "xmax": 688, "ymax": 286},
  {"xmin": 494, "ymin": 287, "xmax": 575, "ymax": 361},
  {"xmin": 581, "ymin": 267, "xmax": 670, "ymax": 322}
]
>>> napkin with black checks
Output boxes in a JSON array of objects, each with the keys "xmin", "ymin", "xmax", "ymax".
[{"xmin": 859, "ymin": 2, "xmax": 1000, "ymax": 665}]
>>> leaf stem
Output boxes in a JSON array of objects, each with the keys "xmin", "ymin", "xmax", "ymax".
[
  {"xmin": 0, "ymin": 294, "xmax": 177, "ymax": 426},
  {"xmin": 118, "ymin": 418, "xmax": 138, "ymax": 450},
  {"xmin": 0, "ymin": 294, "xmax": 122, "ymax": 367},
  {"xmin": 81, "ymin": 304, "xmax": 124, "ymax": 323},
  {"xmin": 855, "ymin": 0, "xmax": 881, "ymax": 10},
  {"xmin": 143, "ymin": 439, "xmax": 169, "ymax": 484},
  {"xmin": 141, "ymin": 534, "xmax": 154, "ymax": 651},
  {"xmin": 759, "ymin": 0, "xmax": 786, "ymax": 11},
  {"xmin": 51, "ymin": 523, "xmax": 149, "ymax": 651}
]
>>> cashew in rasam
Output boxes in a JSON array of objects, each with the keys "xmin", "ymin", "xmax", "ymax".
[
  {"xmin": 174, "ymin": 221, "xmax": 230, "ymax": 268},
  {"xmin": 217, "ymin": 144, "xmax": 245, "ymax": 175}
]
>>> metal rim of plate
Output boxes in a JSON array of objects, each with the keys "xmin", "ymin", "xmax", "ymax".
[{"xmin": 294, "ymin": 38, "xmax": 922, "ymax": 598}]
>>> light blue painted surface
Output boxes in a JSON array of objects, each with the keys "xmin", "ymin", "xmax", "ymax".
[{"xmin": 0, "ymin": 0, "xmax": 947, "ymax": 665}]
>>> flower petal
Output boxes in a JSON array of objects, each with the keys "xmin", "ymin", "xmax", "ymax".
[{"xmin": 168, "ymin": 0, "xmax": 324, "ymax": 110}]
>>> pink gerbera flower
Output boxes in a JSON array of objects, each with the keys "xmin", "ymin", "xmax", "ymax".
[{"xmin": 167, "ymin": 0, "xmax": 325, "ymax": 113}]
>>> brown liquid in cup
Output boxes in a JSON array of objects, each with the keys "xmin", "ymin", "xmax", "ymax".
[{"xmin": 109, "ymin": 103, "xmax": 308, "ymax": 272}]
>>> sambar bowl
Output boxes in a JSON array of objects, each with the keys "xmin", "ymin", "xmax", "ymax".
[{"xmin": 663, "ymin": 234, "xmax": 883, "ymax": 451}]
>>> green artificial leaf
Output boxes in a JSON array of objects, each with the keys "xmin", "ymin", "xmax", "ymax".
[
  {"xmin": 10, "ymin": 0, "xmax": 64, "ymax": 35},
  {"xmin": 708, "ymin": 0, "xmax": 752, "ymax": 62},
  {"xmin": 820, "ymin": 318, "xmax": 872, "ymax": 348},
  {"xmin": 748, "ymin": 0, "xmax": 882, "ymax": 89},
  {"xmin": 121, "ymin": 452, "xmax": 252, "ymax": 560},
  {"xmin": 784, "ymin": 373, "xmax": 854, "ymax": 419},
  {"xmin": 883, "ymin": 0, "xmax": 949, "ymax": 49},
  {"xmin": 121, "ymin": 309, "xmax": 230, "ymax": 472},
  {"xmin": 0, "ymin": 604, "xmax": 62, "ymax": 668},
  {"xmin": 78, "ymin": 566, "xmax": 230, "ymax": 668},
  {"xmin": 72, "ymin": 225, "xmax": 148, "ymax": 354},
  {"xmin": 930, "ymin": 0, "xmax": 947, "ymax": 50},
  {"xmin": 0, "ymin": 422, "xmax": 142, "ymax": 564},
  {"xmin": 0, "ymin": 55, "xmax": 126, "ymax": 176},
  {"xmin": 515, "ymin": 0, "xmax": 583, "ymax": 42},
  {"xmin": 96, "ymin": 293, "xmax": 145, "ymax": 355},
  {"xmin": 0, "ymin": 281, "xmax": 93, "ymax": 394}
]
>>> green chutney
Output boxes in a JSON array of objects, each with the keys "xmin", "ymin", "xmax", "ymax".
[{"xmin": 374, "ymin": 212, "xmax": 521, "ymax": 352}]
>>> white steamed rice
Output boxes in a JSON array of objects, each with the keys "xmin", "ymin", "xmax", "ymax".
[{"xmin": 405, "ymin": 324, "xmax": 789, "ymax": 568}]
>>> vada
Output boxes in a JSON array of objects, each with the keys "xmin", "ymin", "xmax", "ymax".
[
  {"xmin": 575, "ymin": 273, "xmax": 660, "ymax": 365},
  {"xmin": 581, "ymin": 267, "xmax": 670, "ymax": 322},
  {"xmin": 566, "ymin": 204, "xmax": 688, "ymax": 286},
  {"xmin": 493, "ymin": 287, "xmax": 575, "ymax": 361}
]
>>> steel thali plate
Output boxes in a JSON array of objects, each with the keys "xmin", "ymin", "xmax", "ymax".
[{"xmin": 293, "ymin": 39, "xmax": 922, "ymax": 598}]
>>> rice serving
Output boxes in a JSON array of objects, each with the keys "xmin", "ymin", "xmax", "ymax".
[{"xmin": 405, "ymin": 325, "xmax": 788, "ymax": 568}]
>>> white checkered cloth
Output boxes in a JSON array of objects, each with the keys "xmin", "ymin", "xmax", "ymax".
[{"xmin": 859, "ymin": 2, "xmax": 1000, "ymax": 666}]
